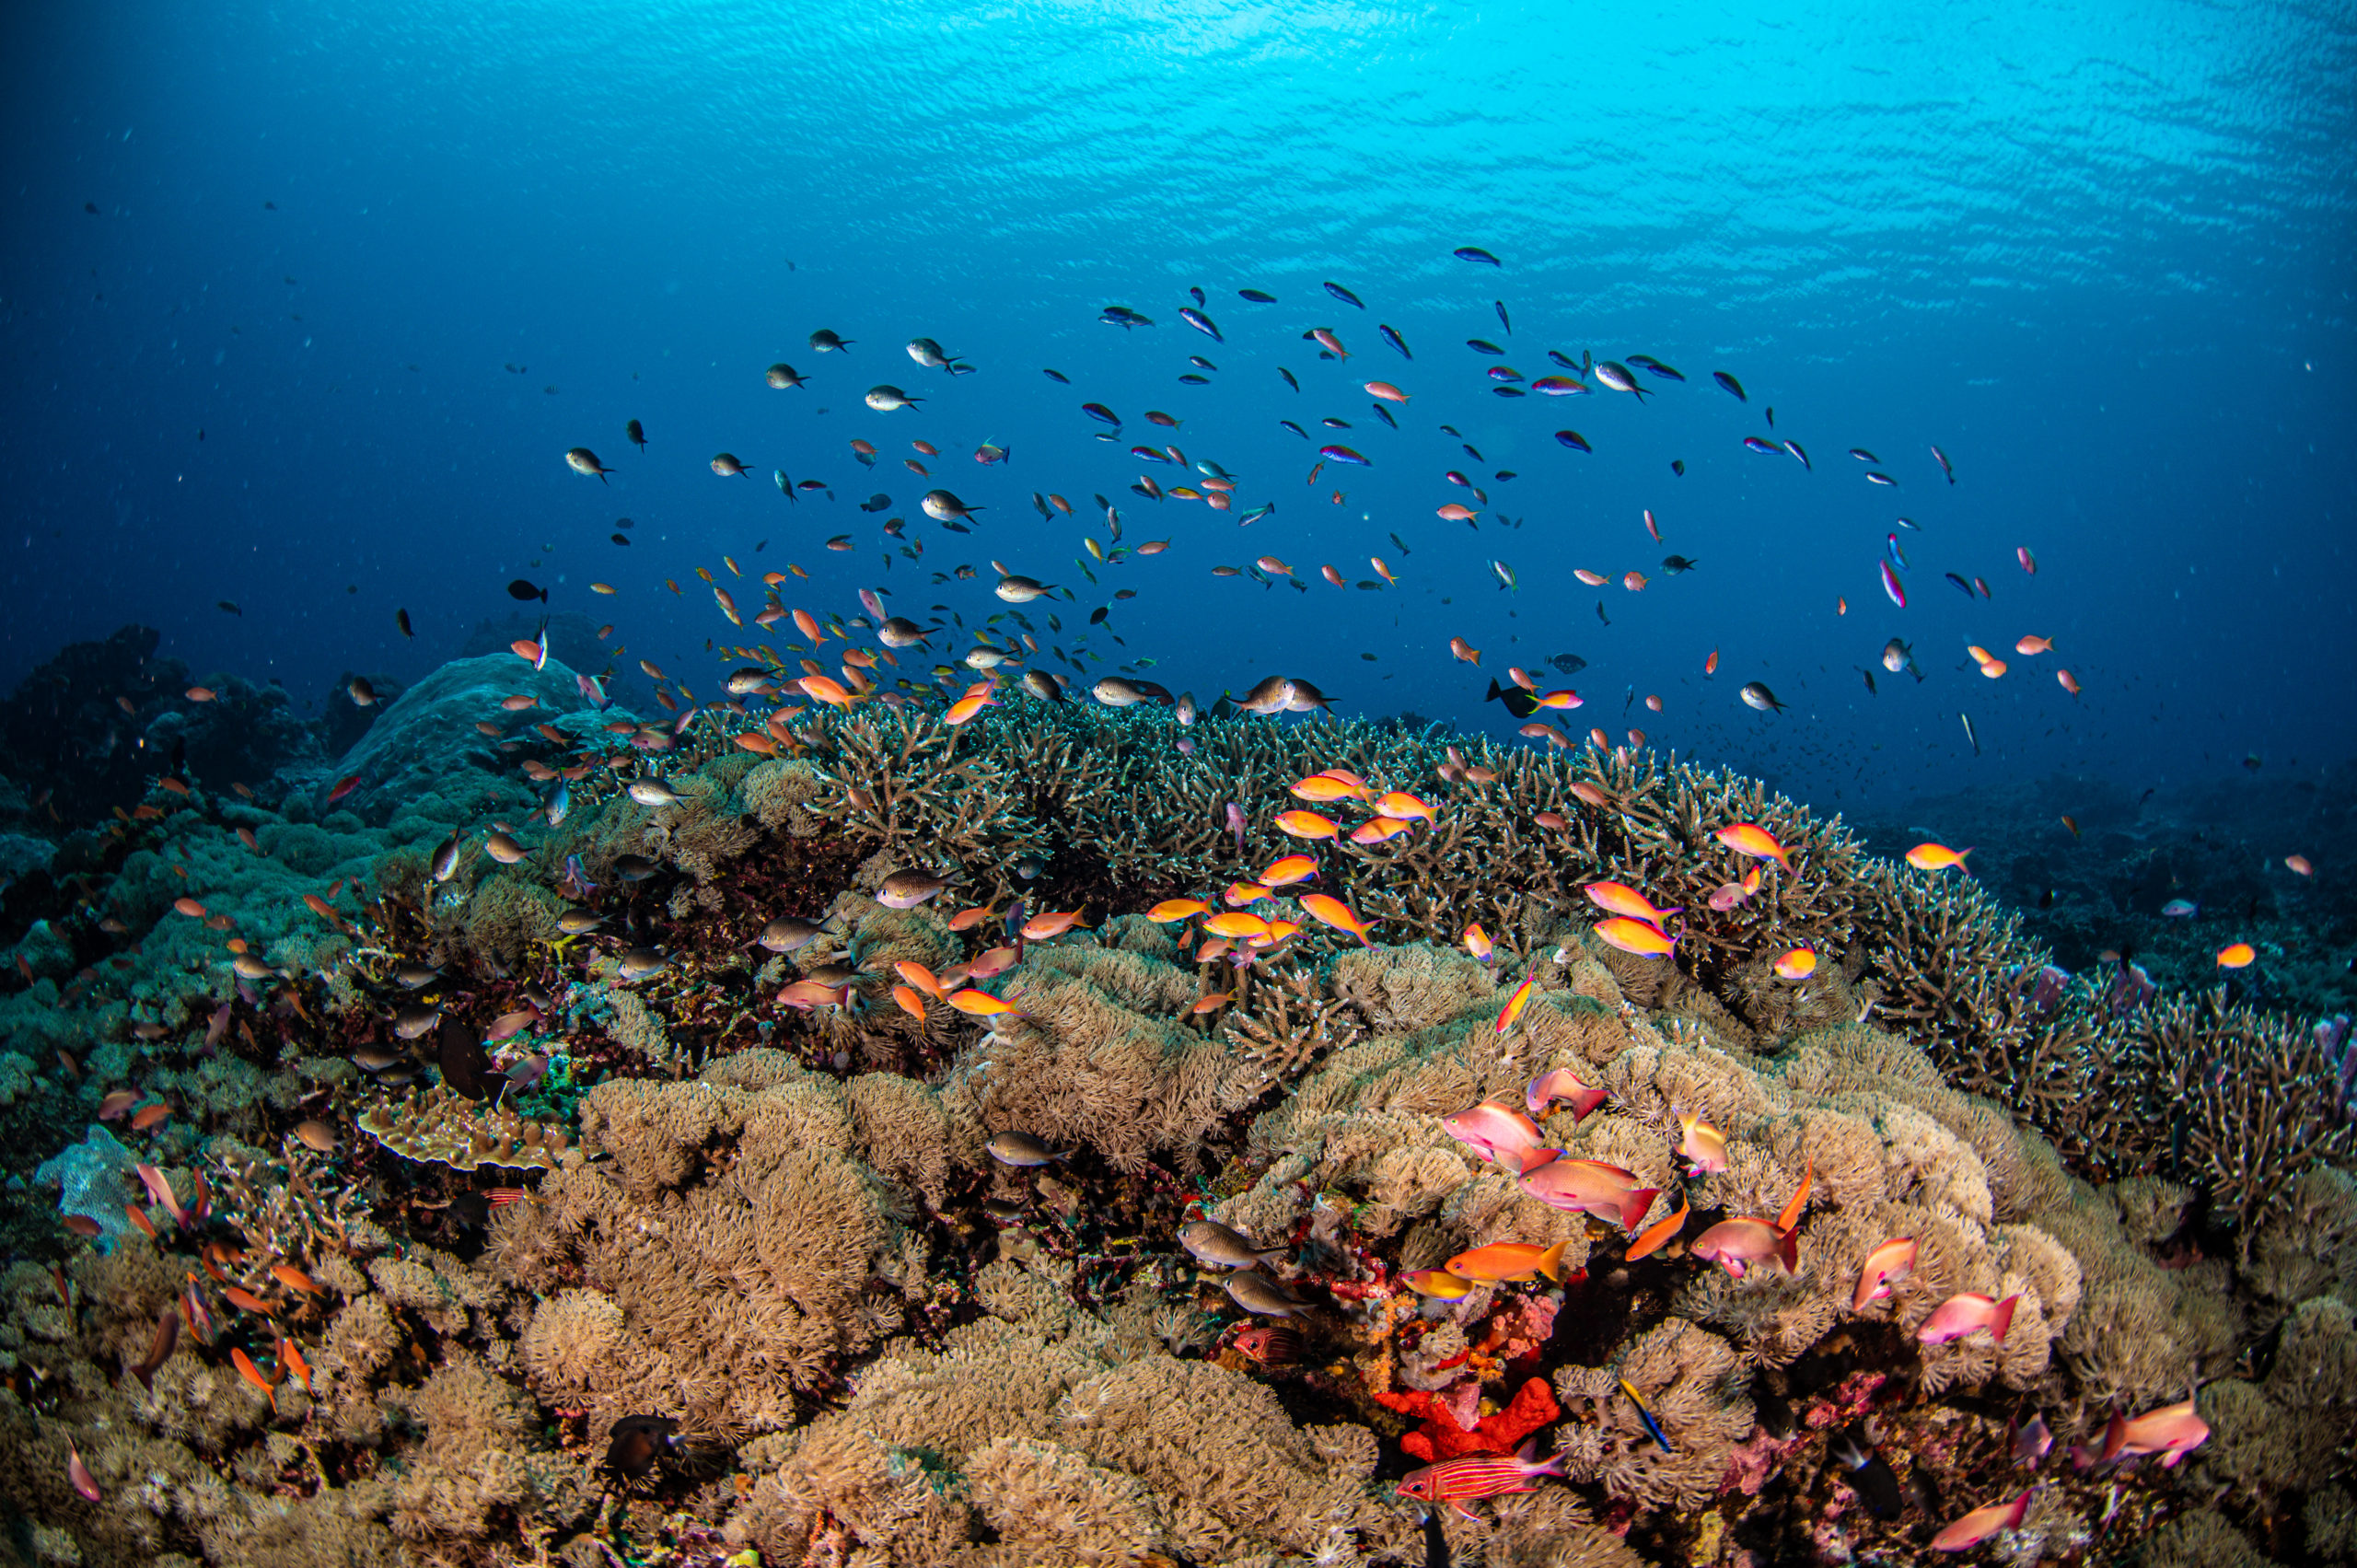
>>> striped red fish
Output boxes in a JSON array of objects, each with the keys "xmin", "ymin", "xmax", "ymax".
[{"xmin": 1395, "ymin": 1437, "xmax": 1565, "ymax": 1519}]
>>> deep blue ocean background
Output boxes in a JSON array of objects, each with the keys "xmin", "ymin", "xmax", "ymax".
[{"xmin": 3, "ymin": 0, "xmax": 2351, "ymax": 812}]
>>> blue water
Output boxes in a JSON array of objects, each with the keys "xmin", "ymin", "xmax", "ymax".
[{"xmin": 4, "ymin": 0, "xmax": 2351, "ymax": 807}]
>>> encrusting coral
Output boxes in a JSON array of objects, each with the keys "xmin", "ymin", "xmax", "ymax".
[{"xmin": 1, "ymin": 689, "xmax": 2349, "ymax": 1566}]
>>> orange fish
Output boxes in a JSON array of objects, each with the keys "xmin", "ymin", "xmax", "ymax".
[
  {"xmin": 1146, "ymin": 899, "xmax": 1207, "ymax": 923},
  {"xmin": 1582, "ymin": 881, "xmax": 1678, "ymax": 925},
  {"xmin": 1776, "ymin": 1156, "xmax": 1814, "ymax": 1234},
  {"xmin": 797, "ymin": 674, "xmax": 858, "ymax": 706},
  {"xmin": 124, "ymin": 1203, "xmax": 157, "ymax": 1240},
  {"xmin": 890, "ymin": 960, "xmax": 944, "ymax": 1000},
  {"xmin": 131, "ymin": 1103, "xmax": 174, "ymax": 1132},
  {"xmin": 2014, "ymin": 634, "xmax": 2052, "ymax": 656},
  {"xmin": 1019, "ymin": 909, "xmax": 1087, "ymax": 939},
  {"xmin": 1365, "ymin": 380, "xmax": 1410, "ymax": 403},
  {"xmin": 890, "ymin": 984, "xmax": 928, "ymax": 1021},
  {"xmin": 2216, "ymin": 943, "xmax": 2256, "ymax": 970},
  {"xmin": 1714, "ymin": 822, "xmax": 1791, "ymax": 869},
  {"xmin": 1190, "ymin": 992, "xmax": 1235, "ymax": 1015},
  {"xmin": 1625, "ymin": 1196, "xmax": 1689, "ymax": 1260},
  {"xmin": 2286, "ymin": 854, "xmax": 2314, "ymax": 877},
  {"xmin": 1622, "ymin": 570, "xmax": 1647, "ymax": 592},
  {"xmin": 279, "ymin": 1338, "xmax": 312, "ymax": 1391},
  {"xmin": 1401, "ymin": 1269, "xmax": 1474, "ymax": 1299},
  {"xmin": 946, "ymin": 901, "xmax": 1004, "ymax": 932},
  {"xmin": 1259, "ymin": 855, "xmax": 1319, "ymax": 886},
  {"xmin": 1772, "ymin": 947, "xmax": 1817, "ymax": 980},
  {"xmin": 1677, "ymin": 1110, "xmax": 1728, "ymax": 1174},
  {"xmin": 1593, "ymin": 918, "xmax": 1674, "ymax": 958},
  {"xmin": 1350, "ymin": 817, "xmax": 1412, "ymax": 844},
  {"xmin": 1222, "ymin": 883, "xmax": 1275, "ymax": 907},
  {"xmin": 946, "ymin": 989, "xmax": 1020, "ymax": 1018},
  {"xmin": 271, "ymin": 1264, "xmax": 322, "ymax": 1296},
  {"xmin": 2056, "ymin": 668, "xmax": 2081, "ymax": 697},
  {"xmin": 1311, "ymin": 327, "xmax": 1349, "ymax": 358},
  {"xmin": 1444, "ymin": 1238, "xmax": 1572, "ymax": 1284},
  {"xmin": 1494, "ymin": 968, "xmax": 1538, "ymax": 1033},
  {"xmin": 1373, "ymin": 791, "xmax": 1435, "ymax": 821},
  {"xmin": 1573, "ymin": 567, "xmax": 1607, "ymax": 586},
  {"xmin": 172, "ymin": 896, "xmax": 207, "ymax": 918},
  {"xmin": 1462, "ymin": 923, "xmax": 1493, "ymax": 962},
  {"xmin": 230, "ymin": 1344, "xmax": 279, "ymax": 1411},
  {"xmin": 1904, "ymin": 842, "xmax": 1971, "ymax": 871},
  {"xmin": 1448, "ymin": 637, "xmax": 1480, "ymax": 666},
  {"xmin": 1704, "ymin": 647, "xmax": 1719, "ymax": 677},
  {"xmin": 1437, "ymin": 503, "xmax": 1478, "ymax": 523},
  {"xmin": 945, "ymin": 689, "xmax": 997, "ymax": 726},
  {"xmin": 1289, "ymin": 773, "xmax": 1367, "ymax": 803},
  {"xmin": 1298, "ymin": 893, "xmax": 1376, "ymax": 946},
  {"xmin": 1272, "ymin": 810, "xmax": 1340, "ymax": 841},
  {"xmin": 1203, "ymin": 912, "xmax": 1271, "ymax": 940},
  {"xmin": 1371, "ymin": 556, "xmax": 1398, "ymax": 585}
]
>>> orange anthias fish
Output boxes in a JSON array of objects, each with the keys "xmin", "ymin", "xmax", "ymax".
[
  {"xmin": 1298, "ymin": 893, "xmax": 1376, "ymax": 946},
  {"xmin": 1625, "ymin": 1196, "xmax": 1689, "ymax": 1261},
  {"xmin": 1449, "ymin": 637, "xmax": 1481, "ymax": 665},
  {"xmin": 1350, "ymin": 817, "xmax": 1412, "ymax": 844},
  {"xmin": 1146, "ymin": 899, "xmax": 1207, "ymax": 923},
  {"xmin": 1583, "ymin": 881, "xmax": 1680, "ymax": 925},
  {"xmin": 1373, "ymin": 790, "xmax": 1436, "ymax": 821},
  {"xmin": 1291, "ymin": 772, "xmax": 1366, "ymax": 806},
  {"xmin": 1401, "ymin": 1269, "xmax": 1474, "ymax": 1300},
  {"xmin": 2014, "ymin": 634, "xmax": 2053, "ymax": 656},
  {"xmin": 1904, "ymin": 842, "xmax": 1972, "ymax": 871},
  {"xmin": 1689, "ymin": 1216, "xmax": 1797, "ymax": 1276},
  {"xmin": 1019, "ymin": 910, "xmax": 1087, "ymax": 940},
  {"xmin": 1772, "ymin": 947, "xmax": 1817, "ymax": 980},
  {"xmin": 891, "ymin": 984, "xmax": 929, "ymax": 1021},
  {"xmin": 1224, "ymin": 881, "xmax": 1275, "ymax": 905},
  {"xmin": 1445, "ymin": 1238, "xmax": 1573, "ymax": 1284},
  {"xmin": 1776, "ymin": 1156, "xmax": 1814, "ymax": 1233},
  {"xmin": 946, "ymin": 988, "xmax": 1020, "ymax": 1019},
  {"xmin": 1272, "ymin": 810, "xmax": 1340, "ymax": 840},
  {"xmin": 1593, "ymin": 917, "xmax": 1675, "ymax": 958},
  {"xmin": 1714, "ymin": 822, "xmax": 1792, "ymax": 868},
  {"xmin": 1203, "ymin": 912, "xmax": 1271, "ymax": 940},
  {"xmin": 1259, "ymin": 854, "xmax": 1319, "ymax": 886},
  {"xmin": 1462, "ymin": 923, "xmax": 1494, "ymax": 963},
  {"xmin": 1493, "ymin": 967, "xmax": 1538, "ymax": 1033},
  {"xmin": 2216, "ymin": 943, "xmax": 2256, "ymax": 969}
]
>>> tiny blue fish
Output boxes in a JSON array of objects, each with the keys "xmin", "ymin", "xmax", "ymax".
[
  {"xmin": 1324, "ymin": 280, "xmax": 1365, "ymax": 308},
  {"xmin": 1454, "ymin": 245, "xmax": 1502, "ymax": 266},
  {"xmin": 1238, "ymin": 288, "xmax": 1276, "ymax": 302},
  {"xmin": 1379, "ymin": 323, "xmax": 1411, "ymax": 359},
  {"xmin": 1620, "ymin": 1378, "xmax": 1674, "ymax": 1454}
]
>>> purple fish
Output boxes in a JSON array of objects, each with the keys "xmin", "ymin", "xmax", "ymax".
[
  {"xmin": 205, "ymin": 1002, "xmax": 233, "ymax": 1050},
  {"xmin": 1880, "ymin": 560, "xmax": 1907, "ymax": 609},
  {"xmin": 1317, "ymin": 444, "xmax": 1370, "ymax": 466},
  {"xmin": 561, "ymin": 854, "xmax": 598, "ymax": 900},
  {"xmin": 575, "ymin": 672, "xmax": 610, "ymax": 711},
  {"xmin": 1225, "ymin": 802, "xmax": 1248, "ymax": 854}
]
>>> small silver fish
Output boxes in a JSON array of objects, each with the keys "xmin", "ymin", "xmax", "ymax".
[
  {"xmin": 1222, "ymin": 1270, "xmax": 1309, "ymax": 1317},
  {"xmin": 877, "ymin": 870, "xmax": 948, "ymax": 909},
  {"xmin": 986, "ymin": 1131, "xmax": 1065, "ymax": 1167},
  {"xmin": 758, "ymin": 917, "xmax": 826, "ymax": 953},
  {"xmin": 627, "ymin": 777, "xmax": 680, "ymax": 807},
  {"xmin": 392, "ymin": 1003, "xmax": 442, "ymax": 1040},
  {"xmin": 1178, "ymin": 1220, "xmax": 1285, "ymax": 1269},
  {"xmin": 617, "ymin": 947, "xmax": 670, "ymax": 982}
]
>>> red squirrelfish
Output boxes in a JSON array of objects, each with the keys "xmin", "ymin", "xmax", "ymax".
[{"xmin": 1395, "ymin": 1437, "xmax": 1566, "ymax": 1521}]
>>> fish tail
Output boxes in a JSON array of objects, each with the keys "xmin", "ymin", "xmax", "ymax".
[{"xmin": 1989, "ymin": 1293, "xmax": 2021, "ymax": 1344}]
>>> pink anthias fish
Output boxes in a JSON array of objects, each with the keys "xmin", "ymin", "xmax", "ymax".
[
  {"xmin": 1439, "ymin": 1101, "xmax": 1544, "ymax": 1169},
  {"xmin": 1224, "ymin": 802, "xmax": 1248, "ymax": 854},
  {"xmin": 1526, "ymin": 1065, "xmax": 1609, "ymax": 1121},
  {"xmin": 1930, "ymin": 1489, "xmax": 2031, "ymax": 1551},
  {"xmin": 1518, "ymin": 1157, "xmax": 1657, "ymax": 1230},
  {"xmin": 1689, "ymin": 1216, "xmax": 1797, "ymax": 1276},
  {"xmin": 1852, "ymin": 1236, "xmax": 1919, "ymax": 1311},
  {"xmin": 2096, "ymin": 1399, "xmax": 2211, "ymax": 1468},
  {"xmin": 1916, "ymin": 1291, "xmax": 2022, "ymax": 1346}
]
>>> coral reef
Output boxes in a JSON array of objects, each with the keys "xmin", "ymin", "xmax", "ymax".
[{"xmin": 0, "ymin": 669, "xmax": 2348, "ymax": 1566}]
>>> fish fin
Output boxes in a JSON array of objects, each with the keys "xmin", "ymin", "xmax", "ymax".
[
  {"xmin": 1538, "ymin": 1238, "xmax": 1570, "ymax": 1284},
  {"xmin": 1778, "ymin": 1223, "xmax": 1800, "ymax": 1273},
  {"xmin": 1989, "ymin": 1293, "xmax": 2021, "ymax": 1345}
]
